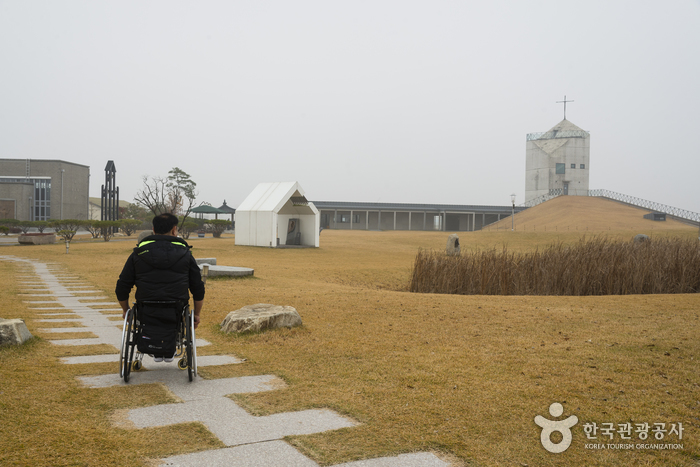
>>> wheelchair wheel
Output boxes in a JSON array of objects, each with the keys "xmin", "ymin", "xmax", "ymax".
[
  {"xmin": 120, "ymin": 309, "xmax": 135, "ymax": 383},
  {"xmin": 184, "ymin": 309, "xmax": 198, "ymax": 381}
]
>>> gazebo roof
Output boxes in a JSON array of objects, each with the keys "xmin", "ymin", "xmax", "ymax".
[
  {"xmin": 191, "ymin": 205, "xmax": 226, "ymax": 214},
  {"xmin": 218, "ymin": 200, "xmax": 236, "ymax": 213}
]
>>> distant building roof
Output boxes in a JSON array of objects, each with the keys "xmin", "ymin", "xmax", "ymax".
[
  {"xmin": 526, "ymin": 118, "xmax": 590, "ymax": 141},
  {"xmin": 312, "ymin": 201, "xmax": 526, "ymax": 214},
  {"xmin": 88, "ymin": 197, "xmax": 131, "ymax": 208}
]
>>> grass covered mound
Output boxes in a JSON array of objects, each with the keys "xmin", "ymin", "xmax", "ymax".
[{"xmin": 410, "ymin": 236, "xmax": 700, "ymax": 295}]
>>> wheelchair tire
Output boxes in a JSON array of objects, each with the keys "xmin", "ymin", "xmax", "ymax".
[
  {"xmin": 189, "ymin": 310, "xmax": 198, "ymax": 378},
  {"xmin": 120, "ymin": 310, "xmax": 134, "ymax": 382},
  {"xmin": 132, "ymin": 360, "xmax": 142, "ymax": 371},
  {"xmin": 183, "ymin": 309, "xmax": 196, "ymax": 382}
]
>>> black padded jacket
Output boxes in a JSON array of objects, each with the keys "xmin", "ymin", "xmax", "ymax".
[{"xmin": 115, "ymin": 235, "xmax": 205, "ymax": 304}]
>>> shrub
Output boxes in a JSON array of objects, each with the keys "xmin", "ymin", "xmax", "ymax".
[
  {"xmin": 34, "ymin": 221, "xmax": 50, "ymax": 233},
  {"xmin": 179, "ymin": 221, "xmax": 198, "ymax": 239},
  {"xmin": 208, "ymin": 219, "xmax": 231, "ymax": 238},
  {"xmin": 93, "ymin": 221, "xmax": 121, "ymax": 242},
  {"xmin": 51, "ymin": 220, "xmax": 84, "ymax": 243},
  {"xmin": 84, "ymin": 221, "xmax": 102, "ymax": 239},
  {"xmin": 119, "ymin": 219, "xmax": 141, "ymax": 236}
]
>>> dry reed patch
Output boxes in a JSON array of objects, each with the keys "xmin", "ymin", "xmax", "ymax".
[
  {"xmin": 410, "ymin": 236, "xmax": 700, "ymax": 296},
  {"xmin": 2, "ymin": 231, "xmax": 699, "ymax": 466}
]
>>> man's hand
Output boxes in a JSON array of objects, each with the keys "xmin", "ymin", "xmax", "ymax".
[
  {"xmin": 119, "ymin": 300, "xmax": 130, "ymax": 319},
  {"xmin": 193, "ymin": 314, "xmax": 201, "ymax": 329}
]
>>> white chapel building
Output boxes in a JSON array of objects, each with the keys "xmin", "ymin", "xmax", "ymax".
[
  {"xmin": 235, "ymin": 181, "xmax": 320, "ymax": 248},
  {"xmin": 525, "ymin": 119, "xmax": 590, "ymax": 203}
]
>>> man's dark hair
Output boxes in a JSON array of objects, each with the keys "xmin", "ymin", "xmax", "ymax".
[{"xmin": 152, "ymin": 213, "xmax": 179, "ymax": 235}]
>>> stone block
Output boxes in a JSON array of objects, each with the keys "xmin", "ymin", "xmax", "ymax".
[
  {"xmin": 196, "ymin": 258, "xmax": 217, "ymax": 265},
  {"xmin": 221, "ymin": 304, "xmax": 302, "ymax": 334},
  {"xmin": 200, "ymin": 265, "xmax": 254, "ymax": 277},
  {"xmin": 446, "ymin": 234, "xmax": 460, "ymax": 256},
  {"xmin": 0, "ymin": 318, "xmax": 33, "ymax": 346},
  {"xmin": 18, "ymin": 233, "xmax": 56, "ymax": 245}
]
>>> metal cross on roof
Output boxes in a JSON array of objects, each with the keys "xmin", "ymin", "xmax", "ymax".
[{"xmin": 556, "ymin": 95, "xmax": 574, "ymax": 120}]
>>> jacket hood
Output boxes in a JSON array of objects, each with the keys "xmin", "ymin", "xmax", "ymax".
[{"xmin": 135, "ymin": 235, "xmax": 191, "ymax": 270}]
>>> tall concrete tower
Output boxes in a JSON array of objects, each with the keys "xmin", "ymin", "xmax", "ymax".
[{"xmin": 525, "ymin": 119, "xmax": 590, "ymax": 203}]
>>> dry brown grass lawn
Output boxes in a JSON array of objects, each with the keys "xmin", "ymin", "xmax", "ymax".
[{"xmin": 1, "ymin": 208, "xmax": 699, "ymax": 466}]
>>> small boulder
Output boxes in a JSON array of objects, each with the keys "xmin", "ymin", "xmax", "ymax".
[
  {"xmin": 0, "ymin": 318, "xmax": 33, "ymax": 346},
  {"xmin": 221, "ymin": 304, "xmax": 302, "ymax": 334},
  {"xmin": 633, "ymin": 234, "xmax": 650, "ymax": 244},
  {"xmin": 446, "ymin": 234, "xmax": 460, "ymax": 256}
]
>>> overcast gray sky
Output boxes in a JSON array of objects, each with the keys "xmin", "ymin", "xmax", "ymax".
[{"xmin": 1, "ymin": 1, "xmax": 699, "ymax": 212}]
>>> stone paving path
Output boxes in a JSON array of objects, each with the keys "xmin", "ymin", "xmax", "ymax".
[{"xmin": 2, "ymin": 255, "xmax": 450, "ymax": 467}]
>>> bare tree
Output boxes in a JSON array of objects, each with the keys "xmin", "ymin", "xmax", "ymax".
[
  {"xmin": 134, "ymin": 168, "xmax": 198, "ymax": 230},
  {"xmin": 134, "ymin": 175, "xmax": 170, "ymax": 215}
]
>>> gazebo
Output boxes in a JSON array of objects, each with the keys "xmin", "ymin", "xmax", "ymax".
[
  {"xmin": 217, "ymin": 200, "xmax": 236, "ymax": 225},
  {"xmin": 190, "ymin": 204, "xmax": 227, "ymax": 219}
]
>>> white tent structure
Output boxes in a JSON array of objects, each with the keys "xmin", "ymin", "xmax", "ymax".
[{"xmin": 235, "ymin": 182, "xmax": 320, "ymax": 248}]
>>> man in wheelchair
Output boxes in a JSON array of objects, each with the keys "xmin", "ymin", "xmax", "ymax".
[{"xmin": 115, "ymin": 213, "xmax": 205, "ymax": 362}]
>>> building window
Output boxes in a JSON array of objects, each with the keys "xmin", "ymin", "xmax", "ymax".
[
  {"xmin": 32, "ymin": 179, "xmax": 51, "ymax": 221},
  {"xmin": 571, "ymin": 163, "xmax": 576, "ymax": 169},
  {"xmin": 580, "ymin": 164, "xmax": 585, "ymax": 169},
  {"xmin": 555, "ymin": 163, "xmax": 565, "ymax": 174}
]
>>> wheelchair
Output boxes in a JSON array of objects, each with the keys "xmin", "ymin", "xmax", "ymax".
[{"xmin": 120, "ymin": 300, "xmax": 198, "ymax": 383}]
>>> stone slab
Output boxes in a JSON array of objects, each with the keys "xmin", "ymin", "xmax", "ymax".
[
  {"xmin": 79, "ymin": 374, "xmax": 278, "ymax": 399},
  {"xmin": 200, "ymin": 265, "xmax": 254, "ymax": 277},
  {"xmin": 129, "ymin": 398, "xmax": 355, "ymax": 446},
  {"xmin": 196, "ymin": 258, "xmax": 217, "ymax": 266},
  {"xmin": 160, "ymin": 440, "xmax": 318, "ymax": 467},
  {"xmin": 62, "ymin": 354, "xmax": 242, "ymax": 366},
  {"xmin": 336, "ymin": 453, "xmax": 450, "ymax": 467}
]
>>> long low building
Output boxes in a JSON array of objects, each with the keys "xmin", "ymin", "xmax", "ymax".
[{"xmin": 312, "ymin": 201, "xmax": 527, "ymax": 232}]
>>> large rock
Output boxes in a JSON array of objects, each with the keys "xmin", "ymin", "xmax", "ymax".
[
  {"xmin": 446, "ymin": 234, "xmax": 460, "ymax": 256},
  {"xmin": 0, "ymin": 318, "xmax": 33, "ymax": 346},
  {"xmin": 221, "ymin": 304, "xmax": 302, "ymax": 334}
]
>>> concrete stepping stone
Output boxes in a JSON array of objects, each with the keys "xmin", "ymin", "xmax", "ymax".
[
  {"xmin": 80, "ymin": 373, "xmax": 278, "ymax": 398},
  {"xmin": 63, "ymin": 354, "xmax": 242, "ymax": 367},
  {"xmin": 160, "ymin": 438, "xmax": 449, "ymax": 467},
  {"xmin": 132, "ymin": 398, "xmax": 355, "ymax": 447},
  {"xmin": 160, "ymin": 440, "xmax": 318, "ymax": 467}
]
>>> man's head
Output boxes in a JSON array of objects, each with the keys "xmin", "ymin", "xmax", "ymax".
[{"xmin": 152, "ymin": 213, "xmax": 179, "ymax": 235}]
